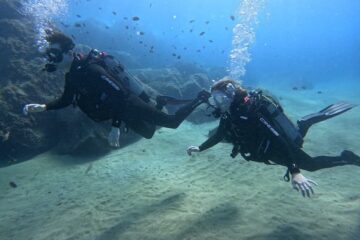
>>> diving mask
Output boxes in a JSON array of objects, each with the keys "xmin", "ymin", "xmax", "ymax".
[
  {"xmin": 43, "ymin": 43, "xmax": 73, "ymax": 72},
  {"xmin": 210, "ymin": 83, "xmax": 236, "ymax": 112}
]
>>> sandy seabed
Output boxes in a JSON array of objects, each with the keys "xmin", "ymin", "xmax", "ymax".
[{"xmin": 1, "ymin": 86, "xmax": 360, "ymax": 240}]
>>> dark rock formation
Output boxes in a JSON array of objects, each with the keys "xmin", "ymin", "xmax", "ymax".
[{"xmin": 0, "ymin": 0, "xmax": 59, "ymax": 166}]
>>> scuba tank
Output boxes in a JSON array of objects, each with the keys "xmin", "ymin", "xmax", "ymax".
[
  {"xmin": 252, "ymin": 90, "xmax": 304, "ymax": 148},
  {"xmin": 101, "ymin": 55, "xmax": 144, "ymax": 96},
  {"xmin": 87, "ymin": 49, "xmax": 145, "ymax": 97}
]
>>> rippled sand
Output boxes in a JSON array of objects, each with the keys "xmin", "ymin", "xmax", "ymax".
[{"xmin": 1, "ymin": 87, "xmax": 359, "ymax": 240}]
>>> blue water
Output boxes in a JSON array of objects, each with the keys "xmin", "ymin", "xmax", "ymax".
[
  {"xmin": 247, "ymin": 0, "xmax": 360, "ymax": 85},
  {"xmin": 53, "ymin": 0, "xmax": 241, "ymax": 68},
  {"xmin": 22, "ymin": 0, "xmax": 360, "ymax": 88}
]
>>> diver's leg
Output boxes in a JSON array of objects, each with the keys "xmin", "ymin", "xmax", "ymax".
[
  {"xmin": 297, "ymin": 102, "xmax": 357, "ymax": 137},
  {"xmin": 128, "ymin": 91, "xmax": 209, "ymax": 129},
  {"xmin": 293, "ymin": 149, "xmax": 360, "ymax": 172},
  {"xmin": 127, "ymin": 120, "xmax": 156, "ymax": 139}
]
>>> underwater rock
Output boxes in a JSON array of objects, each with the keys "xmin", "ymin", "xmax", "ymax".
[
  {"xmin": 0, "ymin": 0, "xmax": 23, "ymax": 20},
  {"xmin": 0, "ymin": 0, "xmax": 59, "ymax": 166}
]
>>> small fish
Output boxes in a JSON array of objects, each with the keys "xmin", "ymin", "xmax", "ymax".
[
  {"xmin": 82, "ymin": 23, "xmax": 86, "ymax": 27},
  {"xmin": 76, "ymin": 14, "xmax": 81, "ymax": 18},
  {"xmin": 183, "ymin": 47, "xmax": 187, "ymax": 50},
  {"xmin": 230, "ymin": 15, "xmax": 235, "ymax": 21},
  {"xmin": 125, "ymin": 26, "xmax": 129, "ymax": 29},
  {"xmin": 209, "ymin": 40, "xmax": 214, "ymax": 43},
  {"xmin": 60, "ymin": 22, "xmax": 69, "ymax": 28},
  {"xmin": 123, "ymin": 17, "xmax": 128, "ymax": 20},
  {"xmin": 105, "ymin": 26, "xmax": 109, "ymax": 29},
  {"xmin": 85, "ymin": 163, "xmax": 93, "ymax": 174},
  {"xmin": 225, "ymin": 27, "xmax": 229, "ymax": 31},
  {"xmin": 189, "ymin": 29, "xmax": 193, "ymax": 33},
  {"xmin": 137, "ymin": 31, "xmax": 145, "ymax": 35},
  {"xmin": 112, "ymin": 11, "xmax": 117, "ymax": 15},
  {"xmin": 132, "ymin": 16, "xmax": 140, "ymax": 21},
  {"xmin": 149, "ymin": 3, "xmax": 152, "ymax": 8},
  {"xmin": 2, "ymin": 131, "xmax": 10, "ymax": 142},
  {"xmin": 177, "ymin": 56, "xmax": 181, "ymax": 59},
  {"xmin": 9, "ymin": 181, "xmax": 17, "ymax": 188},
  {"xmin": 150, "ymin": 46, "xmax": 154, "ymax": 49},
  {"xmin": 199, "ymin": 32, "xmax": 205, "ymax": 36},
  {"xmin": 172, "ymin": 53, "xmax": 177, "ymax": 57},
  {"xmin": 205, "ymin": 21, "xmax": 210, "ymax": 24},
  {"xmin": 139, "ymin": 41, "xmax": 143, "ymax": 44},
  {"xmin": 74, "ymin": 23, "xmax": 82, "ymax": 28},
  {"xmin": 98, "ymin": 7, "xmax": 102, "ymax": 10},
  {"xmin": 71, "ymin": 34, "xmax": 76, "ymax": 40},
  {"xmin": 189, "ymin": 19, "xmax": 195, "ymax": 23},
  {"xmin": 197, "ymin": 49, "xmax": 201, "ymax": 53}
]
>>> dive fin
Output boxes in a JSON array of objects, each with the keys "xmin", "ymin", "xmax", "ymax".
[
  {"xmin": 341, "ymin": 150, "xmax": 360, "ymax": 166},
  {"xmin": 297, "ymin": 101, "xmax": 357, "ymax": 137}
]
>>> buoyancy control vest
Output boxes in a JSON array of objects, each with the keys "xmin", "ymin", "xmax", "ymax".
[
  {"xmin": 67, "ymin": 54, "xmax": 129, "ymax": 122},
  {"xmin": 229, "ymin": 90, "xmax": 304, "ymax": 162},
  {"xmin": 95, "ymin": 54, "xmax": 145, "ymax": 97}
]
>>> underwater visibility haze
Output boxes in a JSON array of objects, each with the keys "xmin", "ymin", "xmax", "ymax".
[{"xmin": 0, "ymin": 0, "xmax": 360, "ymax": 239}]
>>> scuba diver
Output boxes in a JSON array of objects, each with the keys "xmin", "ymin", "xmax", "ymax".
[
  {"xmin": 23, "ymin": 30, "xmax": 210, "ymax": 147},
  {"xmin": 187, "ymin": 78, "xmax": 360, "ymax": 197}
]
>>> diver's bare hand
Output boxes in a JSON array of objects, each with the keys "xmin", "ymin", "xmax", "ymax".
[
  {"xmin": 291, "ymin": 173, "xmax": 318, "ymax": 197},
  {"xmin": 187, "ymin": 146, "xmax": 200, "ymax": 156},
  {"xmin": 23, "ymin": 104, "xmax": 46, "ymax": 115}
]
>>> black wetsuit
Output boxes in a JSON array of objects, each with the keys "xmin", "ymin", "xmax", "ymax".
[
  {"xmin": 198, "ymin": 91, "xmax": 358, "ymax": 175},
  {"xmin": 46, "ymin": 56, "xmax": 205, "ymax": 139}
]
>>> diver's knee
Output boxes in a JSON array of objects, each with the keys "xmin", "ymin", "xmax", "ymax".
[{"xmin": 142, "ymin": 130, "xmax": 155, "ymax": 139}]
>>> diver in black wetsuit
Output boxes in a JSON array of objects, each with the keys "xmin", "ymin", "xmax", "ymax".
[
  {"xmin": 23, "ymin": 31, "xmax": 210, "ymax": 147},
  {"xmin": 187, "ymin": 78, "xmax": 360, "ymax": 197}
]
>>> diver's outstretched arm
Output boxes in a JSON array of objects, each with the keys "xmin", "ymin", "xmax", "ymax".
[{"xmin": 187, "ymin": 116, "xmax": 227, "ymax": 155}]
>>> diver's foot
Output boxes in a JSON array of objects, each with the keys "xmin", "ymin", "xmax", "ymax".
[
  {"xmin": 197, "ymin": 90, "xmax": 211, "ymax": 103},
  {"xmin": 341, "ymin": 150, "xmax": 360, "ymax": 166}
]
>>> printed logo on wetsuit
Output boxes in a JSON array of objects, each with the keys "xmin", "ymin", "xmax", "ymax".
[
  {"xmin": 101, "ymin": 75, "xmax": 120, "ymax": 91},
  {"xmin": 260, "ymin": 117, "xmax": 279, "ymax": 136}
]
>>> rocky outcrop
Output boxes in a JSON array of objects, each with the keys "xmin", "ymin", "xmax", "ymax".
[{"xmin": 0, "ymin": 0, "xmax": 59, "ymax": 166}]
